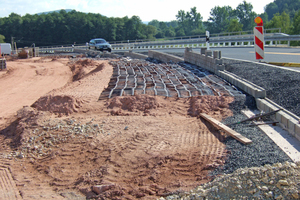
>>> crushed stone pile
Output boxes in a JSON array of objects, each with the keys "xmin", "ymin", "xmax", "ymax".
[{"xmin": 161, "ymin": 161, "xmax": 300, "ymax": 200}]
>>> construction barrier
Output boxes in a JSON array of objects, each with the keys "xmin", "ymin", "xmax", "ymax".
[{"xmin": 254, "ymin": 17, "xmax": 265, "ymax": 60}]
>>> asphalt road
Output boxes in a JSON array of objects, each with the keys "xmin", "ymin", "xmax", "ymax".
[
  {"xmin": 202, "ymin": 47, "xmax": 300, "ymax": 63},
  {"xmin": 133, "ymin": 47, "xmax": 300, "ymax": 64}
]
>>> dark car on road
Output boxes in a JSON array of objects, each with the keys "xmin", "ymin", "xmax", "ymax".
[{"xmin": 88, "ymin": 38, "xmax": 112, "ymax": 52}]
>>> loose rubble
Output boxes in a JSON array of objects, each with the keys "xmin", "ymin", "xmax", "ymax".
[{"xmin": 160, "ymin": 161, "xmax": 300, "ymax": 200}]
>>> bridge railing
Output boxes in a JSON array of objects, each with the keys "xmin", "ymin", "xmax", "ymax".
[{"xmin": 37, "ymin": 29, "xmax": 299, "ymax": 53}]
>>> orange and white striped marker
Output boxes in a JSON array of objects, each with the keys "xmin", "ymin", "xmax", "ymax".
[{"xmin": 254, "ymin": 17, "xmax": 264, "ymax": 60}]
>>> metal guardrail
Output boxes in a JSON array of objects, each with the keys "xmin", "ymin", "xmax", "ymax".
[{"xmin": 38, "ymin": 32, "xmax": 300, "ymax": 53}]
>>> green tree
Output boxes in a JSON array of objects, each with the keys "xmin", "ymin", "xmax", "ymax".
[
  {"xmin": 227, "ymin": 19, "xmax": 243, "ymax": 32},
  {"xmin": 265, "ymin": 0, "xmax": 300, "ymax": 20},
  {"xmin": 148, "ymin": 20, "xmax": 160, "ymax": 29},
  {"xmin": 265, "ymin": 2, "xmax": 279, "ymax": 20},
  {"xmin": 265, "ymin": 11, "xmax": 292, "ymax": 34},
  {"xmin": 144, "ymin": 25, "xmax": 157, "ymax": 39},
  {"xmin": 189, "ymin": 7, "xmax": 203, "ymax": 31},
  {"xmin": 208, "ymin": 6, "xmax": 233, "ymax": 33},
  {"xmin": 0, "ymin": 34, "xmax": 5, "ymax": 43},
  {"xmin": 176, "ymin": 7, "xmax": 204, "ymax": 36},
  {"xmin": 291, "ymin": 10, "xmax": 300, "ymax": 45},
  {"xmin": 235, "ymin": 1, "xmax": 257, "ymax": 31},
  {"xmin": 292, "ymin": 10, "xmax": 300, "ymax": 34},
  {"xmin": 165, "ymin": 27, "xmax": 176, "ymax": 37},
  {"xmin": 166, "ymin": 20, "xmax": 178, "ymax": 28},
  {"xmin": 175, "ymin": 28, "xmax": 185, "ymax": 37}
]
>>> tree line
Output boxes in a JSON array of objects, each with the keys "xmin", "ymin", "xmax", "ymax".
[{"xmin": 0, "ymin": 0, "xmax": 299, "ymax": 47}]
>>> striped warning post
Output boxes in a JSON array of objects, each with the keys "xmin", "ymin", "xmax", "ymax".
[
  {"xmin": 254, "ymin": 26, "xmax": 264, "ymax": 60},
  {"xmin": 254, "ymin": 17, "xmax": 264, "ymax": 60}
]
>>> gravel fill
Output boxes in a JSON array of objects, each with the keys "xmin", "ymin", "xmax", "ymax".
[
  {"xmin": 214, "ymin": 95, "xmax": 292, "ymax": 175},
  {"xmin": 160, "ymin": 162, "xmax": 300, "ymax": 200},
  {"xmin": 223, "ymin": 59, "xmax": 300, "ymax": 117}
]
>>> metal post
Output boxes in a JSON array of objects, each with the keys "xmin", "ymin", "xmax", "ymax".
[{"xmin": 206, "ymin": 31, "xmax": 210, "ymax": 50}]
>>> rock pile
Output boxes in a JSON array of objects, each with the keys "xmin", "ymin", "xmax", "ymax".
[
  {"xmin": 1, "ymin": 116, "xmax": 104, "ymax": 160},
  {"xmin": 160, "ymin": 161, "xmax": 300, "ymax": 200}
]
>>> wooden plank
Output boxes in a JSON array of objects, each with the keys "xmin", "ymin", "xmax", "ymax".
[{"xmin": 200, "ymin": 113, "xmax": 252, "ymax": 145}]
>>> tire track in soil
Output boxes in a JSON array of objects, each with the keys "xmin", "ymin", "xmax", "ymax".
[
  {"xmin": 79, "ymin": 116, "xmax": 228, "ymax": 199},
  {"xmin": 0, "ymin": 166, "xmax": 22, "ymax": 200}
]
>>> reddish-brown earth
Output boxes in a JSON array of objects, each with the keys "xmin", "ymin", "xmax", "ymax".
[{"xmin": 0, "ymin": 56, "xmax": 235, "ymax": 199}]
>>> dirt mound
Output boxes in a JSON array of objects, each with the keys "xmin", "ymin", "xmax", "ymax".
[
  {"xmin": 69, "ymin": 59, "xmax": 104, "ymax": 81},
  {"xmin": 189, "ymin": 95, "xmax": 234, "ymax": 119},
  {"xmin": 106, "ymin": 95, "xmax": 234, "ymax": 119},
  {"xmin": 31, "ymin": 95, "xmax": 82, "ymax": 116},
  {"xmin": 107, "ymin": 95, "xmax": 164, "ymax": 115}
]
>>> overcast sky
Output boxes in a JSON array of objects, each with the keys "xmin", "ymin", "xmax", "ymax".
[{"xmin": 0, "ymin": 0, "xmax": 274, "ymax": 22}]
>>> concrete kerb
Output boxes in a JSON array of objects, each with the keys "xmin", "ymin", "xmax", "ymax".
[
  {"xmin": 256, "ymin": 98, "xmax": 300, "ymax": 141},
  {"xmin": 217, "ymin": 70, "xmax": 266, "ymax": 98}
]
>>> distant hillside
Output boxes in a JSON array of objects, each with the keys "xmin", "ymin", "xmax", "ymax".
[{"xmin": 37, "ymin": 9, "xmax": 73, "ymax": 15}]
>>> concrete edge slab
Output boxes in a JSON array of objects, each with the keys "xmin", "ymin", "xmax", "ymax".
[
  {"xmin": 256, "ymin": 98, "xmax": 300, "ymax": 142},
  {"xmin": 242, "ymin": 109, "xmax": 300, "ymax": 162}
]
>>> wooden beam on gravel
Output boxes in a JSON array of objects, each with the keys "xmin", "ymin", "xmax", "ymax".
[{"xmin": 200, "ymin": 113, "xmax": 252, "ymax": 145}]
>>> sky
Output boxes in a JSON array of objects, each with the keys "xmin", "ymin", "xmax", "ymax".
[{"xmin": 0, "ymin": 0, "xmax": 274, "ymax": 22}]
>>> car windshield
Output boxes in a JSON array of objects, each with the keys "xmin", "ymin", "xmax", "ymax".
[{"xmin": 95, "ymin": 39, "xmax": 106, "ymax": 44}]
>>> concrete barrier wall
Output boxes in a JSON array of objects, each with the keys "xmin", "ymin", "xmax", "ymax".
[
  {"xmin": 148, "ymin": 50, "xmax": 184, "ymax": 63},
  {"xmin": 184, "ymin": 48, "xmax": 224, "ymax": 74},
  {"xmin": 124, "ymin": 51, "xmax": 148, "ymax": 60}
]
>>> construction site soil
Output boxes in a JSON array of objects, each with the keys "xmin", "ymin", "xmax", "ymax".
[{"xmin": 0, "ymin": 55, "xmax": 297, "ymax": 199}]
